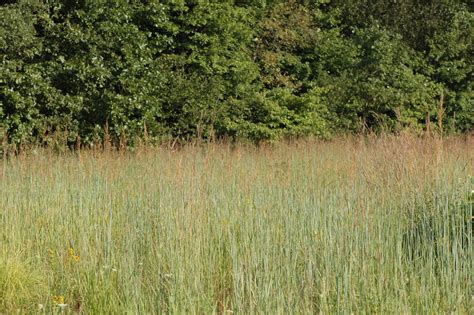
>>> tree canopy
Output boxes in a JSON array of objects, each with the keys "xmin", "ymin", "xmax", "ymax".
[{"xmin": 1, "ymin": 0, "xmax": 472, "ymax": 148}]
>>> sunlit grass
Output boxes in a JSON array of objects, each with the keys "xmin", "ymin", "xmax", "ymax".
[{"xmin": 1, "ymin": 135, "xmax": 472, "ymax": 313}]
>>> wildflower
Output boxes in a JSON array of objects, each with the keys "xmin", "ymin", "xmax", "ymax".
[
  {"xmin": 53, "ymin": 295, "xmax": 65, "ymax": 305},
  {"xmin": 68, "ymin": 247, "xmax": 80, "ymax": 262},
  {"xmin": 38, "ymin": 303, "xmax": 44, "ymax": 310}
]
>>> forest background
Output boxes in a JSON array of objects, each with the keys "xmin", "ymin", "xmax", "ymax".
[{"xmin": 1, "ymin": 0, "xmax": 472, "ymax": 149}]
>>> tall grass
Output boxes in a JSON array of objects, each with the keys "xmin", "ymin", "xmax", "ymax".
[{"xmin": 1, "ymin": 135, "xmax": 472, "ymax": 313}]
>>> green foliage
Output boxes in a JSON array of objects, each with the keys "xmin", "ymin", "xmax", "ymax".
[
  {"xmin": 222, "ymin": 87, "xmax": 330, "ymax": 142},
  {"xmin": 1, "ymin": 0, "xmax": 472, "ymax": 148},
  {"xmin": 428, "ymin": 7, "xmax": 474, "ymax": 132}
]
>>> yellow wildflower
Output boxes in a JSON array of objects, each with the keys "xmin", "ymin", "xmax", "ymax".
[
  {"xmin": 68, "ymin": 247, "xmax": 80, "ymax": 262},
  {"xmin": 52, "ymin": 295, "xmax": 65, "ymax": 305}
]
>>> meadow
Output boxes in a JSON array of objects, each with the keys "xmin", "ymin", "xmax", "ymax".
[{"xmin": 0, "ymin": 135, "xmax": 472, "ymax": 314}]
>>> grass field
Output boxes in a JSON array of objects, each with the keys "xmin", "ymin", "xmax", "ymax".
[{"xmin": 1, "ymin": 135, "xmax": 473, "ymax": 314}]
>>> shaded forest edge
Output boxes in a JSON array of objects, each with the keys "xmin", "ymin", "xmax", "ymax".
[{"xmin": 1, "ymin": 0, "xmax": 473, "ymax": 152}]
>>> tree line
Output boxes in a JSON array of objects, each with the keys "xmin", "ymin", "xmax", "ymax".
[{"xmin": 1, "ymin": 0, "xmax": 472, "ymax": 149}]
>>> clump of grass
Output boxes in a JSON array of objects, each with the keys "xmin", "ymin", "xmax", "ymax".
[
  {"xmin": 0, "ymin": 135, "xmax": 472, "ymax": 313},
  {"xmin": 0, "ymin": 253, "xmax": 48, "ymax": 312}
]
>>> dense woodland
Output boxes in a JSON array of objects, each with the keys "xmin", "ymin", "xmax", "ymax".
[{"xmin": 1, "ymin": 0, "xmax": 473, "ymax": 148}]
